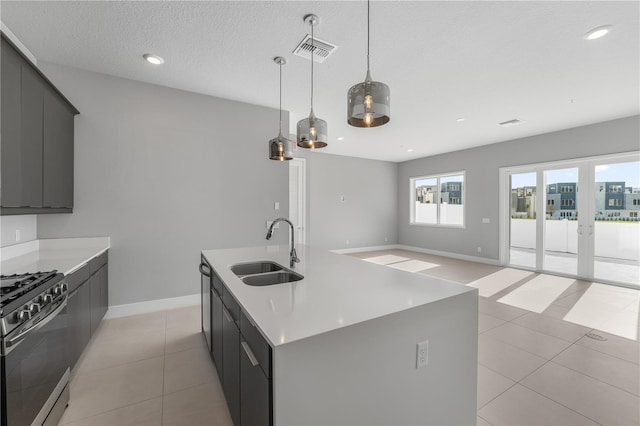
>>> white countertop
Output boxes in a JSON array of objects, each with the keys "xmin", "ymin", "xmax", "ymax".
[
  {"xmin": 202, "ymin": 245, "xmax": 477, "ymax": 347},
  {"xmin": 0, "ymin": 237, "xmax": 110, "ymax": 276}
]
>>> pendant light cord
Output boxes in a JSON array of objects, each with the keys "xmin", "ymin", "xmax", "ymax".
[
  {"xmin": 278, "ymin": 60, "xmax": 283, "ymax": 135},
  {"xmin": 310, "ymin": 21, "xmax": 315, "ymax": 112},
  {"xmin": 367, "ymin": 0, "xmax": 370, "ymax": 75}
]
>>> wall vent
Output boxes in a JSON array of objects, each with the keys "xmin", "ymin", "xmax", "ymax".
[
  {"xmin": 498, "ymin": 119, "xmax": 524, "ymax": 127},
  {"xmin": 293, "ymin": 34, "xmax": 338, "ymax": 63}
]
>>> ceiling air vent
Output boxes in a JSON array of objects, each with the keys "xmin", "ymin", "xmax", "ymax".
[
  {"xmin": 498, "ymin": 119, "xmax": 524, "ymax": 127},
  {"xmin": 293, "ymin": 34, "xmax": 338, "ymax": 63}
]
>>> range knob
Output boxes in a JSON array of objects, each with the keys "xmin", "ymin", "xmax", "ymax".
[
  {"xmin": 29, "ymin": 303, "xmax": 41, "ymax": 315},
  {"xmin": 43, "ymin": 294, "xmax": 54, "ymax": 304},
  {"xmin": 52, "ymin": 286, "xmax": 62, "ymax": 296},
  {"xmin": 60, "ymin": 282, "xmax": 68, "ymax": 293},
  {"xmin": 16, "ymin": 309, "xmax": 31, "ymax": 322}
]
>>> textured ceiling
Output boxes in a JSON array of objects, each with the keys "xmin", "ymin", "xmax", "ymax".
[{"xmin": 1, "ymin": 1, "xmax": 638, "ymax": 162}]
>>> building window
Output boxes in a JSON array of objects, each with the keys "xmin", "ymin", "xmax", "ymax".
[
  {"xmin": 411, "ymin": 172, "xmax": 465, "ymax": 227},
  {"xmin": 608, "ymin": 198, "xmax": 622, "ymax": 207},
  {"xmin": 609, "ymin": 184, "xmax": 623, "ymax": 193},
  {"xmin": 561, "ymin": 185, "xmax": 574, "ymax": 193}
]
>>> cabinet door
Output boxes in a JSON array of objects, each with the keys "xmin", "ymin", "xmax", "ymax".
[
  {"xmin": 222, "ymin": 307, "xmax": 240, "ymax": 426},
  {"xmin": 89, "ymin": 266, "xmax": 108, "ymax": 334},
  {"xmin": 211, "ymin": 288, "xmax": 224, "ymax": 379},
  {"xmin": 200, "ymin": 261, "xmax": 212, "ymax": 352},
  {"xmin": 1, "ymin": 38, "xmax": 23, "ymax": 207},
  {"xmin": 68, "ymin": 282, "xmax": 91, "ymax": 369},
  {"xmin": 43, "ymin": 86, "xmax": 74, "ymax": 208},
  {"xmin": 240, "ymin": 339, "xmax": 272, "ymax": 426},
  {"xmin": 20, "ymin": 65, "xmax": 44, "ymax": 206},
  {"xmin": 99, "ymin": 265, "xmax": 108, "ymax": 319}
]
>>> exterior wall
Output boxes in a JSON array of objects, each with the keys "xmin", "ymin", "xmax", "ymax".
[{"xmin": 399, "ymin": 116, "xmax": 640, "ymax": 261}]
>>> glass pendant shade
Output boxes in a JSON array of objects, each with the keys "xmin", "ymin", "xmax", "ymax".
[
  {"xmin": 347, "ymin": 73, "xmax": 390, "ymax": 127},
  {"xmin": 269, "ymin": 133, "xmax": 294, "ymax": 161},
  {"xmin": 268, "ymin": 56, "xmax": 293, "ymax": 161},
  {"xmin": 297, "ymin": 111, "xmax": 328, "ymax": 149},
  {"xmin": 347, "ymin": 0, "xmax": 390, "ymax": 128}
]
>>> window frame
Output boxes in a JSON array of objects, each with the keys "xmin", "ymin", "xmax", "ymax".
[{"xmin": 409, "ymin": 171, "xmax": 466, "ymax": 228}]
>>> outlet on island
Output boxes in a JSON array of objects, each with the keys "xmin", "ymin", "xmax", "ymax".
[{"xmin": 416, "ymin": 340, "xmax": 429, "ymax": 369}]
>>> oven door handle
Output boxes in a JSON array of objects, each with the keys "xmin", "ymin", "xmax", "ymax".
[{"xmin": 5, "ymin": 296, "xmax": 68, "ymax": 355}]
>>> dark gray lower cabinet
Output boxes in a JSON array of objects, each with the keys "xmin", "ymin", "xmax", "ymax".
[
  {"xmin": 211, "ymin": 286, "xmax": 224, "ymax": 379},
  {"xmin": 67, "ymin": 280, "xmax": 91, "ymax": 369},
  {"xmin": 67, "ymin": 251, "xmax": 109, "ymax": 369},
  {"xmin": 222, "ymin": 307, "xmax": 240, "ymax": 426},
  {"xmin": 240, "ymin": 338, "xmax": 272, "ymax": 426}
]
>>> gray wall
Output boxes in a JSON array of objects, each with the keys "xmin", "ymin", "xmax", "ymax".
[
  {"xmin": 36, "ymin": 63, "xmax": 289, "ymax": 305},
  {"xmin": 295, "ymin": 150, "xmax": 398, "ymax": 250},
  {"xmin": 0, "ymin": 215, "xmax": 37, "ymax": 247},
  {"xmin": 398, "ymin": 115, "xmax": 640, "ymax": 261}
]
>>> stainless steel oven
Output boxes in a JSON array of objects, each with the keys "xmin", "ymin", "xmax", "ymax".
[{"xmin": 1, "ymin": 271, "xmax": 70, "ymax": 426}]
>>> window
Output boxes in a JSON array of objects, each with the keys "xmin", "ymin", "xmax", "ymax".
[
  {"xmin": 609, "ymin": 184, "xmax": 623, "ymax": 193},
  {"xmin": 608, "ymin": 198, "xmax": 622, "ymax": 207},
  {"xmin": 411, "ymin": 172, "xmax": 465, "ymax": 227}
]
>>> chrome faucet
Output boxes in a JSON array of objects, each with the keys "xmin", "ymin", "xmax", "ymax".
[{"xmin": 266, "ymin": 217, "xmax": 300, "ymax": 268}]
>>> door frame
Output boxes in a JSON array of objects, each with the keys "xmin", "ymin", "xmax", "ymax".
[
  {"xmin": 289, "ymin": 158, "xmax": 307, "ymax": 245},
  {"xmin": 499, "ymin": 151, "xmax": 639, "ymax": 287}
]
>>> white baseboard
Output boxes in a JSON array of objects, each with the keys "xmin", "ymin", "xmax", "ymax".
[
  {"xmin": 331, "ymin": 244, "xmax": 401, "ymax": 254},
  {"xmin": 104, "ymin": 293, "xmax": 200, "ymax": 319},
  {"xmin": 396, "ymin": 245, "xmax": 501, "ymax": 266}
]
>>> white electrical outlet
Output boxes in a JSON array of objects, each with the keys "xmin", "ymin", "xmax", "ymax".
[
  {"xmin": 15, "ymin": 229, "xmax": 21, "ymax": 242},
  {"xmin": 274, "ymin": 202, "xmax": 280, "ymax": 210},
  {"xmin": 384, "ymin": 237, "xmax": 388, "ymax": 242},
  {"xmin": 345, "ymin": 239, "xmax": 350, "ymax": 245},
  {"xmin": 416, "ymin": 340, "xmax": 428, "ymax": 368},
  {"xmin": 482, "ymin": 218, "xmax": 490, "ymax": 223},
  {"xmin": 477, "ymin": 247, "xmax": 482, "ymax": 253}
]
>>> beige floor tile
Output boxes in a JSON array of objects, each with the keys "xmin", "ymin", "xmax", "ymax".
[
  {"xmin": 575, "ymin": 330, "xmax": 640, "ymax": 365},
  {"xmin": 476, "ymin": 416, "xmax": 492, "ymax": 426},
  {"xmin": 421, "ymin": 262, "xmax": 503, "ymax": 284},
  {"xmin": 478, "ymin": 335, "xmax": 547, "ymax": 381},
  {"xmin": 552, "ymin": 290, "xmax": 588, "ymax": 308},
  {"xmin": 76, "ymin": 328, "xmax": 166, "ymax": 373},
  {"xmin": 484, "ymin": 322, "xmax": 573, "ymax": 359},
  {"xmin": 542, "ymin": 304, "xmax": 571, "ymax": 320},
  {"xmin": 60, "ymin": 397, "xmax": 162, "ymax": 426},
  {"xmin": 522, "ymin": 362, "xmax": 640, "ymax": 426},
  {"xmin": 478, "ymin": 313, "xmax": 505, "ymax": 334},
  {"xmin": 478, "ymin": 384, "xmax": 598, "ymax": 426},
  {"xmin": 477, "ymin": 365, "xmax": 515, "ymax": 409},
  {"xmin": 162, "ymin": 381, "xmax": 232, "ymax": 426},
  {"xmin": 513, "ymin": 311, "xmax": 592, "ymax": 342},
  {"xmin": 163, "ymin": 345, "xmax": 218, "ymax": 394},
  {"xmin": 165, "ymin": 327, "xmax": 207, "ymax": 355},
  {"xmin": 61, "ymin": 356, "xmax": 164, "ymax": 423},
  {"xmin": 553, "ymin": 344, "xmax": 640, "ymax": 396},
  {"xmin": 478, "ymin": 298, "xmax": 529, "ymax": 322},
  {"xmin": 97, "ymin": 311, "xmax": 167, "ymax": 339},
  {"xmin": 166, "ymin": 304, "xmax": 201, "ymax": 330}
]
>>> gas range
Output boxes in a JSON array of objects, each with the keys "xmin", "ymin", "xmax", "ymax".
[{"xmin": 0, "ymin": 270, "xmax": 67, "ymax": 338}]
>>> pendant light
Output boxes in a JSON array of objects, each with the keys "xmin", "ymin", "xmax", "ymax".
[
  {"xmin": 269, "ymin": 56, "xmax": 294, "ymax": 161},
  {"xmin": 347, "ymin": 0, "xmax": 390, "ymax": 128},
  {"xmin": 297, "ymin": 14, "xmax": 328, "ymax": 149}
]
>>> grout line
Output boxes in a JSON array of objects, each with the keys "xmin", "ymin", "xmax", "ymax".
[
  {"xmin": 59, "ymin": 395, "xmax": 163, "ymax": 426},
  {"xmin": 476, "ymin": 413, "xmax": 494, "ymax": 426}
]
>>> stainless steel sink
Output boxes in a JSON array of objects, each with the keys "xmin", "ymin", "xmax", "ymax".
[
  {"xmin": 230, "ymin": 261, "xmax": 284, "ymax": 277},
  {"xmin": 241, "ymin": 271, "xmax": 304, "ymax": 286}
]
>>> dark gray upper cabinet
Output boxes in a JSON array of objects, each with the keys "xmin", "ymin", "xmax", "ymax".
[
  {"xmin": 43, "ymin": 85, "xmax": 74, "ymax": 208},
  {"xmin": 0, "ymin": 34, "xmax": 79, "ymax": 215}
]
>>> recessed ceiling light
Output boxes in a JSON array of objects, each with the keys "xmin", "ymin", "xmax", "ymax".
[
  {"xmin": 456, "ymin": 118, "xmax": 465, "ymax": 122},
  {"xmin": 336, "ymin": 136, "xmax": 345, "ymax": 141},
  {"xmin": 407, "ymin": 149, "xmax": 413, "ymax": 152},
  {"xmin": 143, "ymin": 53, "xmax": 164, "ymax": 65},
  {"xmin": 584, "ymin": 25, "xmax": 612, "ymax": 40}
]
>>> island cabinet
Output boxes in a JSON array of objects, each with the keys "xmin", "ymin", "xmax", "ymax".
[
  {"xmin": 0, "ymin": 34, "xmax": 79, "ymax": 215},
  {"xmin": 66, "ymin": 251, "xmax": 109, "ymax": 369},
  {"xmin": 201, "ymin": 245, "xmax": 478, "ymax": 426}
]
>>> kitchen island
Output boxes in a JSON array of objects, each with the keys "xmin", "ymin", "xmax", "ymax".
[{"xmin": 201, "ymin": 244, "xmax": 478, "ymax": 426}]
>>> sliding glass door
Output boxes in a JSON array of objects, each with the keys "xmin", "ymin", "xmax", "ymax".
[{"xmin": 502, "ymin": 153, "xmax": 639, "ymax": 288}]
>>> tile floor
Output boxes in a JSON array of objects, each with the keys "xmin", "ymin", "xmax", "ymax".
[{"xmin": 58, "ymin": 249, "xmax": 640, "ymax": 425}]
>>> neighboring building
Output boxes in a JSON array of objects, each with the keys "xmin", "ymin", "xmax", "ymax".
[
  {"xmin": 440, "ymin": 182, "xmax": 462, "ymax": 204},
  {"xmin": 416, "ymin": 182, "xmax": 463, "ymax": 204},
  {"xmin": 512, "ymin": 181, "xmax": 639, "ymax": 221}
]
